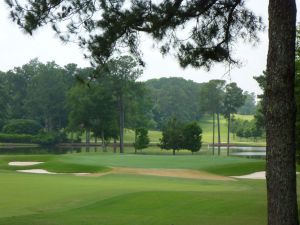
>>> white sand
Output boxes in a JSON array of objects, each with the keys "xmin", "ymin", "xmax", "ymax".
[
  {"xmin": 8, "ymin": 161, "xmax": 44, "ymax": 166},
  {"xmin": 231, "ymin": 171, "xmax": 300, "ymax": 180},
  {"xmin": 16, "ymin": 169, "xmax": 90, "ymax": 176},
  {"xmin": 231, "ymin": 171, "xmax": 266, "ymax": 180},
  {"xmin": 17, "ymin": 169, "xmax": 56, "ymax": 174}
]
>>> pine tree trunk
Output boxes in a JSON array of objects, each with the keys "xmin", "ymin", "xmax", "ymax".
[
  {"xmin": 101, "ymin": 130, "xmax": 105, "ymax": 151},
  {"xmin": 134, "ymin": 129, "xmax": 137, "ymax": 154},
  {"xmin": 212, "ymin": 113, "xmax": 215, "ymax": 155},
  {"xmin": 71, "ymin": 132, "xmax": 74, "ymax": 144},
  {"xmin": 227, "ymin": 114, "xmax": 230, "ymax": 156},
  {"xmin": 266, "ymin": 1, "xmax": 298, "ymax": 225},
  {"xmin": 86, "ymin": 128, "xmax": 90, "ymax": 144},
  {"xmin": 113, "ymin": 138, "xmax": 117, "ymax": 153},
  {"xmin": 119, "ymin": 94, "xmax": 125, "ymax": 153},
  {"xmin": 217, "ymin": 112, "xmax": 221, "ymax": 155}
]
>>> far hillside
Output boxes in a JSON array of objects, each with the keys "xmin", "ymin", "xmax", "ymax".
[{"xmin": 145, "ymin": 77, "xmax": 203, "ymax": 129}]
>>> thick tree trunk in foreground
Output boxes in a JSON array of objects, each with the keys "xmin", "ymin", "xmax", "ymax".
[
  {"xmin": 213, "ymin": 113, "xmax": 215, "ymax": 155},
  {"xmin": 266, "ymin": 1, "xmax": 298, "ymax": 225},
  {"xmin": 227, "ymin": 114, "xmax": 231, "ymax": 156},
  {"xmin": 217, "ymin": 112, "xmax": 221, "ymax": 155}
]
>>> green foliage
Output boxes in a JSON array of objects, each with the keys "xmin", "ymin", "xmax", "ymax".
[
  {"xmin": 0, "ymin": 133, "xmax": 34, "ymax": 143},
  {"xmin": 34, "ymin": 132, "xmax": 68, "ymax": 146},
  {"xmin": 2, "ymin": 119, "xmax": 42, "ymax": 135},
  {"xmin": 199, "ymin": 79, "xmax": 226, "ymax": 115},
  {"xmin": 0, "ymin": 59, "xmax": 75, "ymax": 131},
  {"xmin": 134, "ymin": 128, "xmax": 150, "ymax": 150},
  {"xmin": 253, "ymin": 72, "xmax": 266, "ymax": 130},
  {"xmin": 223, "ymin": 82, "xmax": 246, "ymax": 118},
  {"xmin": 182, "ymin": 122, "xmax": 202, "ymax": 153},
  {"xmin": 160, "ymin": 118, "xmax": 202, "ymax": 154},
  {"xmin": 160, "ymin": 118, "xmax": 184, "ymax": 154},
  {"xmin": 231, "ymin": 118, "xmax": 263, "ymax": 141},
  {"xmin": 6, "ymin": 0, "xmax": 263, "ymax": 68},
  {"xmin": 238, "ymin": 92, "xmax": 257, "ymax": 115},
  {"xmin": 146, "ymin": 78, "xmax": 202, "ymax": 128}
]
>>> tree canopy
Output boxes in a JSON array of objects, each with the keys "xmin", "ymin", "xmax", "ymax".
[{"xmin": 7, "ymin": 0, "xmax": 263, "ymax": 68}]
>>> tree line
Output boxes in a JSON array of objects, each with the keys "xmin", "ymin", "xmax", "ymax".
[{"xmin": 0, "ymin": 58, "xmax": 259, "ymax": 149}]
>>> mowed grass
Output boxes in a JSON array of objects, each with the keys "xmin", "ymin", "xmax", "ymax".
[
  {"xmin": 0, "ymin": 152, "xmax": 290, "ymax": 225},
  {"xmin": 198, "ymin": 114, "xmax": 265, "ymax": 145},
  {"xmin": 0, "ymin": 171, "xmax": 269, "ymax": 225},
  {"xmin": 78, "ymin": 114, "xmax": 265, "ymax": 146}
]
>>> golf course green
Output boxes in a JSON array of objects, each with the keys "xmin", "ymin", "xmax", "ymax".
[{"xmin": 0, "ymin": 151, "xmax": 296, "ymax": 225}]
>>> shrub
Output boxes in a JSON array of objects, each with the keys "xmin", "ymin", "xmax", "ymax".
[
  {"xmin": 2, "ymin": 119, "xmax": 42, "ymax": 135},
  {"xmin": 34, "ymin": 132, "xmax": 68, "ymax": 146},
  {"xmin": 0, "ymin": 133, "xmax": 34, "ymax": 143}
]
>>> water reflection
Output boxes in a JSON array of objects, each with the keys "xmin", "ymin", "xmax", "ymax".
[{"xmin": 0, "ymin": 145, "xmax": 266, "ymax": 158}]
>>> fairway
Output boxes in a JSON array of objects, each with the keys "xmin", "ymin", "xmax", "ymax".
[{"xmin": 0, "ymin": 152, "xmax": 293, "ymax": 225}]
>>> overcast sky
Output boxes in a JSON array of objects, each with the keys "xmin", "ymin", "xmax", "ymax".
[{"xmin": 1, "ymin": 1, "xmax": 299, "ymax": 94}]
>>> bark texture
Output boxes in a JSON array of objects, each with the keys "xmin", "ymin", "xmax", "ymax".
[{"xmin": 266, "ymin": 1, "xmax": 298, "ymax": 225}]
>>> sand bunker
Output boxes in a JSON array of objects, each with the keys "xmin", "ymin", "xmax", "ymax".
[
  {"xmin": 232, "ymin": 171, "xmax": 300, "ymax": 180},
  {"xmin": 231, "ymin": 171, "xmax": 266, "ymax": 180},
  {"xmin": 88, "ymin": 167, "xmax": 234, "ymax": 181},
  {"xmin": 16, "ymin": 169, "xmax": 91, "ymax": 176},
  {"xmin": 17, "ymin": 169, "xmax": 56, "ymax": 174},
  {"xmin": 8, "ymin": 161, "xmax": 44, "ymax": 166}
]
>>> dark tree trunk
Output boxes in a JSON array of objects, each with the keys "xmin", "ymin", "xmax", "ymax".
[
  {"xmin": 101, "ymin": 130, "xmax": 105, "ymax": 151},
  {"xmin": 213, "ymin": 113, "xmax": 215, "ymax": 155},
  {"xmin": 217, "ymin": 112, "xmax": 221, "ymax": 155},
  {"xmin": 119, "ymin": 94, "xmax": 125, "ymax": 153},
  {"xmin": 173, "ymin": 149, "xmax": 175, "ymax": 155},
  {"xmin": 113, "ymin": 138, "xmax": 117, "ymax": 153},
  {"xmin": 227, "ymin": 113, "xmax": 231, "ymax": 156},
  {"xmin": 266, "ymin": 1, "xmax": 298, "ymax": 225},
  {"xmin": 86, "ymin": 128, "xmax": 90, "ymax": 144},
  {"xmin": 94, "ymin": 136, "xmax": 97, "ymax": 144},
  {"xmin": 134, "ymin": 129, "xmax": 137, "ymax": 154},
  {"xmin": 71, "ymin": 132, "xmax": 74, "ymax": 144}
]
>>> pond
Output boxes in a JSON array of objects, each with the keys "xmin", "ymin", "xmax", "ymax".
[{"xmin": 0, "ymin": 145, "xmax": 266, "ymax": 158}]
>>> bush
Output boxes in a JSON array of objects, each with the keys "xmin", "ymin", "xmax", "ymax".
[
  {"xmin": 34, "ymin": 132, "xmax": 68, "ymax": 146},
  {"xmin": 160, "ymin": 118, "xmax": 202, "ymax": 155},
  {"xmin": 0, "ymin": 133, "xmax": 34, "ymax": 143},
  {"xmin": 2, "ymin": 119, "xmax": 42, "ymax": 135},
  {"xmin": 0, "ymin": 131, "xmax": 68, "ymax": 145}
]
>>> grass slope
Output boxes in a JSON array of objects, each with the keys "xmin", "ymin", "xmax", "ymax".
[
  {"xmin": 0, "ymin": 172, "xmax": 268, "ymax": 225},
  {"xmin": 0, "ymin": 152, "xmax": 298, "ymax": 225}
]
